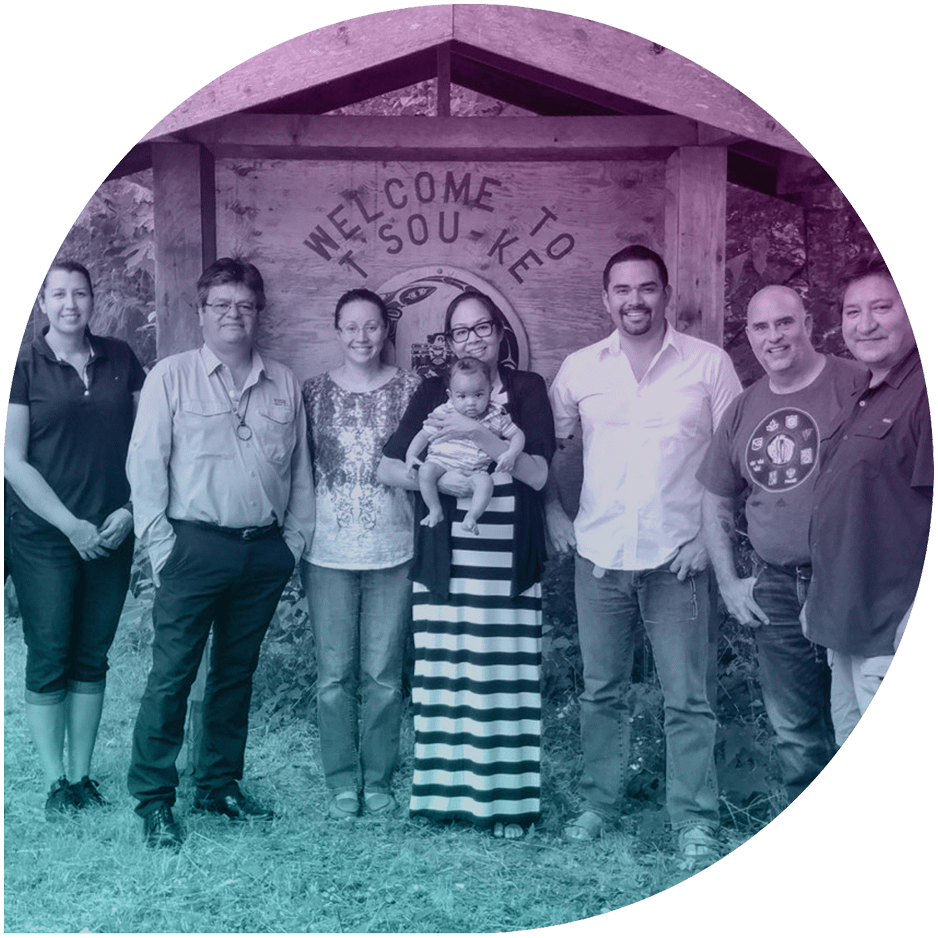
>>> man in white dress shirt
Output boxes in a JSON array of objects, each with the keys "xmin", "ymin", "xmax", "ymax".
[
  {"xmin": 126, "ymin": 258, "xmax": 314, "ymax": 849},
  {"xmin": 547, "ymin": 245, "xmax": 741, "ymax": 866}
]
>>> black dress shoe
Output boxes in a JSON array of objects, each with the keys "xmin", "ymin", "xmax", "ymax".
[
  {"xmin": 143, "ymin": 803, "xmax": 184, "ymax": 850},
  {"xmin": 194, "ymin": 790, "xmax": 274, "ymax": 821}
]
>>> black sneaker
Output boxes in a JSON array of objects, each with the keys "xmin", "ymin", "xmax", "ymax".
[
  {"xmin": 143, "ymin": 803, "xmax": 184, "ymax": 850},
  {"xmin": 194, "ymin": 789, "xmax": 274, "ymax": 821},
  {"xmin": 71, "ymin": 776, "xmax": 109, "ymax": 809},
  {"xmin": 45, "ymin": 777, "xmax": 77, "ymax": 821}
]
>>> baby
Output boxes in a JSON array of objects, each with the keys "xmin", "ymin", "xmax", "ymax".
[{"xmin": 405, "ymin": 357, "xmax": 525, "ymax": 534}]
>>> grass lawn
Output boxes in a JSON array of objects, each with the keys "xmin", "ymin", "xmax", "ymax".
[{"xmin": 4, "ymin": 561, "xmax": 779, "ymax": 933}]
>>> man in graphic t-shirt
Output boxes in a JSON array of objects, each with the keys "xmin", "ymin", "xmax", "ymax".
[{"xmin": 698, "ymin": 285, "xmax": 866, "ymax": 802}]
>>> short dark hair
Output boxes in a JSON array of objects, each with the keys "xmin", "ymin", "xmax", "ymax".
[
  {"xmin": 334, "ymin": 288, "xmax": 390, "ymax": 329},
  {"xmin": 41, "ymin": 259, "xmax": 94, "ymax": 299},
  {"xmin": 602, "ymin": 245, "xmax": 669, "ymax": 291},
  {"xmin": 443, "ymin": 289, "xmax": 508, "ymax": 338},
  {"xmin": 446, "ymin": 356, "xmax": 491, "ymax": 388},
  {"xmin": 197, "ymin": 257, "xmax": 266, "ymax": 312},
  {"xmin": 837, "ymin": 253, "xmax": 894, "ymax": 302}
]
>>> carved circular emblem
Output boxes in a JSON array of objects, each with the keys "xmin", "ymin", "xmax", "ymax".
[
  {"xmin": 745, "ymin": 407, "xmax": 820, "ymax": 492},
  {"xmin": 377, "ymin": 266, "xmax": 529, "ymax": 379}
]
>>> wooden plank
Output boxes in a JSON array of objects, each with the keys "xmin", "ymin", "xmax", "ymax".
[
  {"xmin": 242, "ymin": 50, "xmax": 435, "ymax": 117},
  {"xmin": 450, "ymin": 42, "xmax": 654, "ymax": 116},
  {"xmin": 436, "ymin": 45, "xmax": 451, "ymax": 117},
  {"xmin": 142, "ymin": 7, "xmax": 807, "ymax": 154},
  {"xmin": 697, "ymin": 123, "xmax": 746, "ymax": 147},
  {"xmin": 143, "ymin": 7, "xmax": 453, "ymax": 139},
  {"xmin": 213, "ymin": 157, "xmax": 665, "ymax": 387},
  {"xmin": 171, "ymin": 114, "xmax": 698, "ymax": 161},
  {"xmin": 664, "ymin": 147, "xmax": 727, "ymax": 345},
  {"xmin": 452, "ymin": 5, "xmax": 809, "ymax": 156},
  {"xmin": 153, "ymin": 143, "xmax": 216, "ymax": 357}
]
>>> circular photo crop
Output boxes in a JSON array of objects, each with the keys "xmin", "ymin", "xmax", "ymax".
[{"xmin": 2, "ymin": 3, "xmax": 930, "ymax": 934}]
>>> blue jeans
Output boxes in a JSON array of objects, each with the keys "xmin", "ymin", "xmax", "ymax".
[
  {"xmin": 751, "ymin": 557, "xmax": 834, "ymax": 798},
  {"xmin": 302, "ymin": 561, "xmax": 411, "ymax": 794},
  {"xmin": 574, "ymin": 553, "xmax": 719, "ymax": 831}
]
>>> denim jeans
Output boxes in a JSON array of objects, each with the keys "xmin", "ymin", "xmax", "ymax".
[
  {"xmin": 302, "ymin": 561, "xmax": 411, "ymax": 794},
  {"xmin": 574, "ymin": 553, "xmax": 719, "ymax": 831},
  {"xmin": 751, "ymin": 557, "xmax": 835, "ymax": 799}
]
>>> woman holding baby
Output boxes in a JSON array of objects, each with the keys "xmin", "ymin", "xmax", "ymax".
[{"xmin": 379, "ymin": 289, "xmax": 555, "ymax": 839}]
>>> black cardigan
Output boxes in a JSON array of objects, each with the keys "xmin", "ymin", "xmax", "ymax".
[{"xmin": 383, "ymin": 367, "xmax": 555, "ymax": 601}]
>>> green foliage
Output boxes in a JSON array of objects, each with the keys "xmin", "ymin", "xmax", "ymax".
[
  {"xmin": 22, "ymin": 172, "xmax": 156, "ymax": 368},
  {"xmin": 252, "ymin": 571, "xmax": 318, "ymax": 727}
]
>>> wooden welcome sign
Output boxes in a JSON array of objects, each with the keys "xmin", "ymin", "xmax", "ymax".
[{"xmin": 214, "ymin": 157, "xmax": 664, "ymax": 385}]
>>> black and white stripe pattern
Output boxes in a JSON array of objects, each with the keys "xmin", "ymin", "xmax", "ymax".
[{"xmin": 410, "ymin": 481, "xmax": 542, "ymax": 826}]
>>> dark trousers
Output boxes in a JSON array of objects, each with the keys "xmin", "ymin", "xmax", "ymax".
[
  {"xmin": 127, "ymin": 522, "xmax": 295, "ymax": 815},
  {"xmin": 9, "ymin": 517, "xmax": 134, "ymax": 697}
]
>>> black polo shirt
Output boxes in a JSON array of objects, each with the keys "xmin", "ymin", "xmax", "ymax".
[
  {"xmin": 805, "ymin": 347, "xmax": 932, "ymax": 657},
  {"xmin": 7, "ymin": 328, "xmax": 146, "ymax": 535}
]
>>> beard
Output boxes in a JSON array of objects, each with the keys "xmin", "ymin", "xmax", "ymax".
[{"xmin": 619, "ymin": 305, "xmax": 653, "ymax": 335}]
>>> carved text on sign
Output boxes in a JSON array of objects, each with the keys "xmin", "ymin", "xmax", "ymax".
[{"xmin": 301, "ymin": 169, "xmax": 577, "ymax": 283}]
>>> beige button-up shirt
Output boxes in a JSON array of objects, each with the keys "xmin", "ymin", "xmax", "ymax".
[
  {"xmin": 127, "ymin": 345, "xmax": 315, "ymax": 577},
  {"xmin": 550, "ymin": 326, "xmax": 742, "ymax": 571}
]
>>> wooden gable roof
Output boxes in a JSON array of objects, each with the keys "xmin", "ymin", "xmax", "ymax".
[{"xmin": 106, "ymin": 5, "xmax": 814, "ymax": 194}]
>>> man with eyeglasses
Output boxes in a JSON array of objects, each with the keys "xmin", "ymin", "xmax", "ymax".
[
  {"xmin": 125, "ymin": 257, "xmax": 314, "ymax": 849},
  {"xmin": 546, "ymin": 244, "xmax": 741, "ymax": 868}
]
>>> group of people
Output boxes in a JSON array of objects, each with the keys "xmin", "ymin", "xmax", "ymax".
[{"xmin": 5, "ymin": 244, "xmax": 929, "ymax": 868}]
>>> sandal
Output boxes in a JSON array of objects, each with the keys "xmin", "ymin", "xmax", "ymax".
[
  {"xmin": 677, "ymin": 824, "xmax": 720, "ymax": 869},
  {"xmin": 363, "ymin": 791, "xmax": 396, "ymax": 816},
  {"xmin": 327, "ymin": 790, "xmax": 360, "ymax": 820},
  {"xmin": 561, "ymin": 810, "xmax": 606, "ymax": 844}
]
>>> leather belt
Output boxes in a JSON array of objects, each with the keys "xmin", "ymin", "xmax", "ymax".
[{"xmin": 173, "ymin": 519, "xmax": 280, "ymax": 542}]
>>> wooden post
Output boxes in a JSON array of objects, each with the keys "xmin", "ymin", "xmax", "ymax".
[
  {"xmin": 154, "ymin": 142, "xmax": 217, "ymax": 776},
  {"xmin": 152, "ymin": 142, "xmax": 217, "ymax": 358},
  {"xmin": 664, "ymin": 146, "xmax": 727, "ymax": 345}
]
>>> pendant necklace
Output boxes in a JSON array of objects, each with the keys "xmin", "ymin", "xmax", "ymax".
[{"xmin": 234, "ymin": 386, "xmax": 253, "ymax": 440}]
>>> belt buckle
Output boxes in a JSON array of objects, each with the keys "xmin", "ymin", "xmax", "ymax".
[{"xmin": 241, "ymin": 527, "xmax": 259, "ymax": 541}]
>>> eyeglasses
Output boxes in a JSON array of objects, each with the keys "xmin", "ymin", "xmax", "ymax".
[
  {"xmin": 204, "ymin": 301, "xmax": 258, "ymax": 316},
  {"xmin": 448, "ymin": 321, "xmax": 496, "ymax": 343},
  {"xmin": 338, "ymin": 322, "xmax": 386, "ymax": 337}
]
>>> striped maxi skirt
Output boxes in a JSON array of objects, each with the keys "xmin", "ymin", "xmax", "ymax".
[{"xmin": 409, "ymin": 479, "xmax": 542, "ymax": 827}]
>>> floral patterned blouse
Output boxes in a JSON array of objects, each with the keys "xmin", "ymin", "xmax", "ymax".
[{"xmin": 302, "ymin": 368, "xmax": 422, "ymax": 568}]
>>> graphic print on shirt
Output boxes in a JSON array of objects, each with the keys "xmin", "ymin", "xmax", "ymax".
[{"xmin": 746, "ymin": 407, "xmax": 819, "ymax": 491}]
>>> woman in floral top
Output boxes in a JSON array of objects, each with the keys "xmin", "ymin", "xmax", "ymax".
[{"xmin": 301, "ymin": 289, "xmax": 421, "ymax": 819}]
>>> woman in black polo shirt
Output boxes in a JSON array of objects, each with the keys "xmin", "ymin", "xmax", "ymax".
[{"xmin": 5, "ymin": 260, "xmax": 145, "ymax": 819}]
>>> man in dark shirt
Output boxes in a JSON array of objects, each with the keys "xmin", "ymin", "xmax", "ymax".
[
  {"xmin": 804, "ymin": 256, "xmax": 932, "ymax": 746},
  {"xmin": 698, "ymin": 285, "xmax": 865, "ymax": 802}
]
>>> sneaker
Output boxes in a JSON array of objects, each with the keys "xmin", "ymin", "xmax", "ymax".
[
  {"xmin": 193, "ymin": 789, "xmax": 275, "ymax": 821},
  {"xmin": 71, "ymin": 776, "xmax": 109, "ymax": 809},
  {"xmin": 143, "ymin": 803, "xmax": 184, "ymax": 850},
  {"xmin": 45, "ymin": 777, "xmax": 77, "ymax": 821}
]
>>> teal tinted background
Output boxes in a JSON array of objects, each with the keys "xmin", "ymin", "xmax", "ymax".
[{"xmin": 1, "ymin": 2, "xmax": 930, "ymax": 932}]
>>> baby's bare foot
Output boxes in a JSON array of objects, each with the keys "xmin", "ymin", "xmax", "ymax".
[
  {"xmin": 421, "ymin": 509, "xmax": 444, "ymax": 528},
  {"xmin": 461, "ymin": 518, "xmax": 480, "ymax": 534}
]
